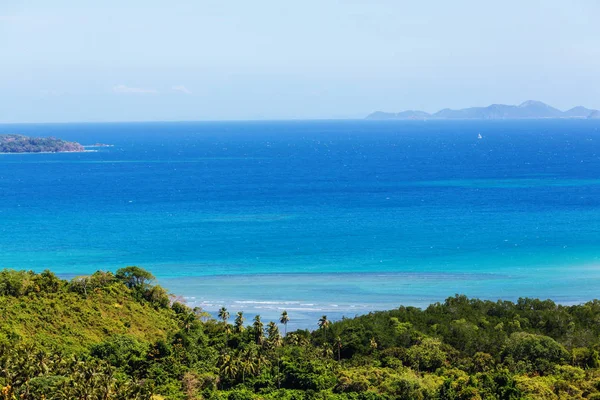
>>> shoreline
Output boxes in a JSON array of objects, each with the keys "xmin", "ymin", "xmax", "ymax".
[
  {"xmin": 0, "ymin": 150, "xmax": 97, "ymax": 154},
  {"xmin": 153, "ymin": 266, "xmax": 600, "ymax": 330},
  {"xmin": 47, "ymin": 267, "xmax": 600, "ymax": 331}
]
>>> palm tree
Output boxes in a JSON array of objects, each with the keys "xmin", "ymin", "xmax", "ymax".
[
  {"xmin": 321, "ymin": 344, "xmax": 334, "ymax": 359},
  {"xmin": 240, "ymin": 357, "xmax": 254, "ymax": 384},
  {"xmin": 218, "ymin": 352, "xmax": 239, "ymax": 383},
  {"xmin": 318, "ymin": 315, "xmax": 330, "ymax": 341},
  {"xmin": 267, "ymin": 321, "xmax": 279, "ymax": 339},
  {"xmin": 234, "ymin": 311, "xmax": 245, "ymax": 333},
  {"xmin": 254, "ymin": 350, "xmax": 270, "ymax": 374},
  {"xmin": 272, "ymin": 334, "xmax": 283, "ymax": 349},
  {"xmin": 266, "ymin": 321, "xmax": 282, "ymax": 348},
  {"xmin": 182, "ymin": 312, "xmax": 196, "ymax": 333},
  {"xmin": 253, "ymin": 315, "xmax": 264, "ymax": 345},
  {"xmin": 335, "ymin": 336, "xmax": 342, "ymax": 361},
  {"xmin": 239, "ymin": 347, "xmax": 261, "ymax": 383},
  {"xmin": 279, "ymin": 310, "xmax": 289, "ymax": 336},
  {"xmin": 219, "ymin": 307, "xmax": 232, "ymax": 342},
  {"xmin": 218, "ymin": 307, "xmax": 230, "ymax": 324},
  {"xmin": 286, "ymin": 332, "xmax": 300, "ymax": 346},
  {"xmin": 284, "ymin": 332, "xmax": 309, "ymax": 347}
]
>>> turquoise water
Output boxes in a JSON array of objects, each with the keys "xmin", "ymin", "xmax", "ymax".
[{"xmin": 1, "ymin": 119, "xmax": 600, "ymax": 329}]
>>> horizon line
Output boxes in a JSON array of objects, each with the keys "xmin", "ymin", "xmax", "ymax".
[
  {"xmin": 0, "ymin": 117, "xmax": 365, "ymax": 126},
  {"xmin": 2, "ymin": 117, "xmax": 600, "ymax": 126}
]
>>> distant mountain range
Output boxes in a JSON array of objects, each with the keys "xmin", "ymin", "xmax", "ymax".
[{"xmin": 367, "ymin": 101, "xmax": 600, "ymax": 120}]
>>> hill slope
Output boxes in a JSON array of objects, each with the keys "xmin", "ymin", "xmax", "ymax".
[
  {"xmin": 5, "ymin": 268, "xmax": 600, "ymax": 399},
  {"xmin": 0, "ymin": 270, "xmax": 177, "ymax": 352}
]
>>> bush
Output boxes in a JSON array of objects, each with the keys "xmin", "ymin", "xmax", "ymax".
[
  {"xmin": 90, "ymin": 335, "xmax": 149, "ymax": 372},
  {"xmin": 503, "ymin": 332, "xmax": 569, "ymax": 373},
  {"xmin": 406, "ymin": 338, "xmax": 447, "ymax": 372}
]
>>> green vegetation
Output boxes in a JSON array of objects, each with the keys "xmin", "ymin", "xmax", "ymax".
[
  {"xmin": 3, "ymin": 268, "xmax": 600, "ymax": 399},
  {"xmin": 0, "ymin": 134, "xmax": 85, "ymax": 153}
]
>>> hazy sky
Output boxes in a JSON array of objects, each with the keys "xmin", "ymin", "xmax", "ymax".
[{"xmin": 1, "ymin": 0, "xmax": 599, "ymax": 122}]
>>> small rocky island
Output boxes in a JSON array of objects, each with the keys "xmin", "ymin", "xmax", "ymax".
[{"xmin": 0, "ymin": 134, "xmax": 86, "ymax": 153}]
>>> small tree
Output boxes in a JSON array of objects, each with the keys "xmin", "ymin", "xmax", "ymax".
[
  {"xmin": 503, "ymin": 332, "xmax": 569, "ymax": 373},
  {"xmin": 34, "ymin": 270, "xmax": 62, "ymax": 293},
  {"xmin": 406, "ymin": 338, "xmax": 447, "ymax": 372},
  {"xmin": 193, "ymin": 306, "xmax": 211, "ymax": 322},
  {"xmin": 115, "ymin": 266, "xmax": 155, "ymax": 290},
  {"xmin": 144, "ymin": 285, "xmax": 170, "ymax": 308},
  {"xmin": 70, "ymin": 276, "xmax": 91, "ymax": 296},
  {"xmin": 89, "ymin": 271, "xmax": 115, "ymax": 288}
]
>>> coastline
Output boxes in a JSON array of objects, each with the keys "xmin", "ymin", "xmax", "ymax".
[
  {"xmin": 156, "ymin": 264, "xmax": 600, "ymax": 330},
  {"xmin": 0, "ymin": 150, "xmax": 97, "ymax": 154},
  {"xmin": 0, "ymin": 143, "xmax": 112, "ymax": 154},
  {"xmin": 49, "ymin": 265, "xmax": 600, "ymax": 331}
]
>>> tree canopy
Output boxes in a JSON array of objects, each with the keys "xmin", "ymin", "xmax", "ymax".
[
  {"xmin": 3, "ymin": 270, "xmax": 600, "ymax": 399},
  {"xmin": 116, "ymin": 266, "xmax": 156, "ymax": 290}
]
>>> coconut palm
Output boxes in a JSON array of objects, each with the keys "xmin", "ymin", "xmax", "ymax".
[
  {"xmin": 321, "ymin": 344, "xmax": 334, "ymax": 359},
  {"xmin": 253, "ymin": 315, "xmax": 264, "ymax": 345},
  {"xmin": 218, "ymin": 352, "xmax": 239, "ymax": 382},
  {"xmin": 284, "ymin": 332, "xmax": 309, "ymax": 347},
  {"xmin": 240, "ymin": 357, "xmax": 255, "ymax": 384},
  {"xmin": 218, "ymin": 307, "xmax": 230, "ymax": 324},
  {"xmin": 267, "ymin": 321, "xmax": 279, "ymax": 339},
  {"xmin": 239, "ymin": 347, "xmax": 262, "ymax": 383},
  {"xmin": 279, "ymin": 310, "xmax": 290, "ymax": 336},
  {"xmin": 285, "ymin": 332, "xmax": 300, "ymax": 346},
  {"xmin": 255, "ymin": 350, "xmax": 270, "ymax": 373},
  {"xmin": 266, "ymin": 321, "xmax": 282, "ymax": 348},
  {"xmin": 335, "ymin": 336, "xmax": 342, "ymax": 361},
  {"xmin": 234, "ymin": 311, "xmax": 245, "ymax": 333},
  {"xmin": 181, "ymin": 312, "xmax": 196, "ymax": 333},
  {"xmin": 318, "ymin": 315, "xmax": 330, "ymax": 341}
]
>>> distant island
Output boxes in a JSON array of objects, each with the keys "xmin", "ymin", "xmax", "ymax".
[
  {"xmin": 0, "ymin": 134, "xmax": 85, "ymax": 153},
  {"xmin": 367, "ymin": 100, "xmax": 600, "ymax": 120}
]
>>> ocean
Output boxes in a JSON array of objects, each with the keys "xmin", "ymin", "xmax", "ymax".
[{"xmin": 1, "ymin": 119, "xmax": 600, "ymax": 330}]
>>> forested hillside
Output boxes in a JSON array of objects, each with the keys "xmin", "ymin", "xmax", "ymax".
[{"xmin": 2, "ymin": 268, "xmax": 600, "ymax": 399}]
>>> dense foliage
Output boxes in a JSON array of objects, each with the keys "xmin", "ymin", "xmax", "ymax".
[
  {"xmin": 2, "ymin": 268, "xmax": 600, "ymax": 399},
  {"xmin": 0, "ymin": 134, "xmax": 84, "ymax": 153}
]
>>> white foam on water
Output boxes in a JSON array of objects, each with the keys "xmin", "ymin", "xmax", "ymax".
[{"xmin": 234, "ymin": 300, "xmax": 302, "ymax": 305}]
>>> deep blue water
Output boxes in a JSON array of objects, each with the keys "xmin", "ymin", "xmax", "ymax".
[{"xmin": 1, "ymin": 119, "xmax": 600, "ymax": 329}]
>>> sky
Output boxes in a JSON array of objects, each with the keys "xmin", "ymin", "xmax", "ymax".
[{"xmin": 1, "ymin": 0, "xmax": 599, "ymax": 123}]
